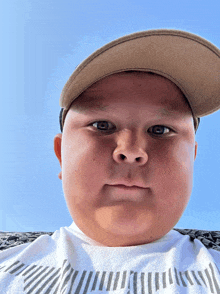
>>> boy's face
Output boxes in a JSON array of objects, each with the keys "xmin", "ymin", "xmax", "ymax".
[{"xmin": 54, "ymin": 72, "xmax": 197, "ymax": 247}]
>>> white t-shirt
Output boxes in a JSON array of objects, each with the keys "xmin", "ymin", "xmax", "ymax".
[{"xmin": 0, "ymin": 222, "xmax": 220, "ymax": 293}]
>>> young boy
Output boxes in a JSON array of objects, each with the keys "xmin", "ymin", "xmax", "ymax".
[{"xmin": 0, "ymin": 29, "xmax": 220, "ymax": 293}]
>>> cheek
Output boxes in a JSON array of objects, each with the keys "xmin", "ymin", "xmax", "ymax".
[
  {"xmin": 147, "ymin": 140, "xmax": 195, "ymax": 226},
  {"xmin": 61, "ymin": 134, "xmax": 113, "ymax": 199},
  {"xmin": 151, "ymin": 140, "xmax": 195, "ymax": 199}
]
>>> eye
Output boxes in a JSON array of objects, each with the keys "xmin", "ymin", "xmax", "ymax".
[
  {"xmin": 91, "ymin": 121, "xmax": 116, "ymax": 132},
  {"xmin": 148, "ymin": 125, "xmax": 172, "ymax": 136}
]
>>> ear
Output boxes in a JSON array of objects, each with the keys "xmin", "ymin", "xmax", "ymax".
[
  {"xmin": 54, "ymin": 133, "xmax": 62, "ymax": 180},
  {"xmin": 194, "ymin": 141, "xmax": 198, "ymax": 160}
]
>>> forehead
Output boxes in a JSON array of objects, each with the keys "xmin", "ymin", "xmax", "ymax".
[{"xmin": 70, "ymin": 71, "xmax": 192, "ymax": 115}]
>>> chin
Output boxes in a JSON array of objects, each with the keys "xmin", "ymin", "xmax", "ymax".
[{"xmin": 94, "ymin": 206, "xmax": 167, "ymax": 245}]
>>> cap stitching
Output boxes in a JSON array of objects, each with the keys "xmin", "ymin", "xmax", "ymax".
[{"xmin": 63, "ymin": 30, "xmax": 220, "ymax": 97}]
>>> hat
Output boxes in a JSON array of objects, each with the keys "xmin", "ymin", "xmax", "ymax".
[{"xmin": 59, "ymin": 29, "xmax": 220, "ymax": 129}]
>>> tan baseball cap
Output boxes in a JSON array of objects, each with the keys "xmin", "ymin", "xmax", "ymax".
[{"xmin": 59, "ymin": 29, "xmax": 220, "ymax": 129}]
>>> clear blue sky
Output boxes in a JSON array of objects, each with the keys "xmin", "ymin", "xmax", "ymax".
[{"xmin": 0, "ymin": 0, "xmax": 219, "ymax": 232}]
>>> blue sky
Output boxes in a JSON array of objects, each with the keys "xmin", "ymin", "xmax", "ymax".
[{"xmin": 0, "ymin": 0, "xmax": 220, "ymax": 232}]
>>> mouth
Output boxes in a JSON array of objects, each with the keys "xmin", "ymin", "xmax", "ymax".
[
  {"xmin": 109, "ymin": 180, "xmax": 148, "ymax": 189},
  {"xmin": 106, "ymin": 184, "xmax": 148, "ymax": 202},
  {"xmin": 111, "ymin": 184, "xmax": 145, "ymax": 190}
]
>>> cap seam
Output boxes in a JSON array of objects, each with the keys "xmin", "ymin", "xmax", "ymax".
[
  {"xmin": 60, "ymin": 29, "xmax": 220, "ymax": 126},
  {"xmin": 62, "ymin": 30, "xmax": 220, "ymax": 100},
  {"xmin": 76, "ymin": 31, "xmax": 220, "ymax": 74}
]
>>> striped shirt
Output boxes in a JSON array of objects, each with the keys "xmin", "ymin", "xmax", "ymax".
[{"xmin": 0, "ymin": 222, "xmax": 220, "ymax": 293}]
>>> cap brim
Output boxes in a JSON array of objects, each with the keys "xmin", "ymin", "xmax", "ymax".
[{"xmin": 60, "ymin": 29, "xmax": 220, "ymax": 126}]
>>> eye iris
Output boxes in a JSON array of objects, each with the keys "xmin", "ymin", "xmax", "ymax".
[
  {"xmin": 97, "ymin": 121, "xmax": 109, "ymax": 130},
  {"xmin": 153, "ymin": 126, "xmax": 165, "ymax": 134}
]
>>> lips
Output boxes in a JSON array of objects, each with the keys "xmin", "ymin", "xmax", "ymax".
[
  {"xmin": 106, "ymin": 183, "xmax": 148, "ymax": 202},
  {"xmin": 111, "ymin": 184, "xmax": 145, "ymax": 190},
  {"xmin": 109, "ymin": 180, "xmax": 148, "ymax": 189}
]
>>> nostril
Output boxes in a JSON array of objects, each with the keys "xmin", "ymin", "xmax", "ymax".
[
  {"xmin": 119, "ymin": 154, "xmax": 142, "ymax": 162},
  {"xmin": 120, "ymin": 154, "xmax": 126, "ymax": 160}
]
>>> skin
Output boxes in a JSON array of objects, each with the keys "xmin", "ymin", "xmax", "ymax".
[{"xmin": 54, "ymin": 72, "xmax": 198, "ymax": 247}]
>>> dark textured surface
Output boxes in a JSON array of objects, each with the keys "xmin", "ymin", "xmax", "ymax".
[
  {"xmin": 0, "ymin": 229, "xmax": 220, "ymax": 252},
  {"xmin": 0, "ymin": 231, "xmax": 53, "ymax": 251},
  {"xmin": 173, "ymin": 228, "xmax": 220, "ymax": 252}
]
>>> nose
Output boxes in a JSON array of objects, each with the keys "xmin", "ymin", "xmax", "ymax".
[{"xmin": 113, "ymin": 129, "xmax": 148, "ymax": 165}]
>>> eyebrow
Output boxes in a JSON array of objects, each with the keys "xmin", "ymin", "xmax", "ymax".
[
  {"xmin": 71, "ymin": 95, "xmax": 190, "ymax": 118},
  {"xmin": 158, "ymin": 108, "xmax": 179, "ymax": 116},
  {"xmin": 72, "ymin": 105, "xmax": 182, "ymax": 122},
  {"xmin": 71, "ymin": 96, "xmax": 109, "ymax": 112}
]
